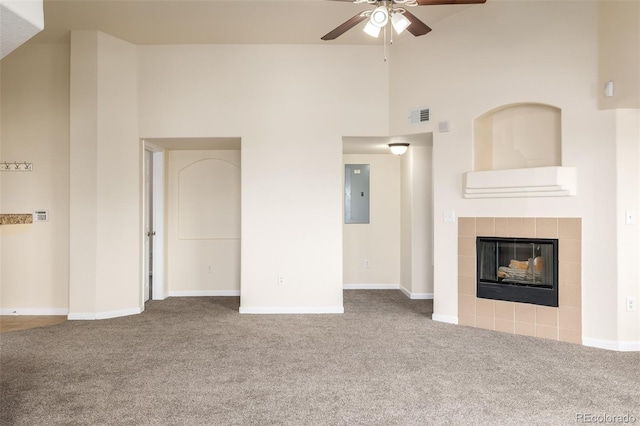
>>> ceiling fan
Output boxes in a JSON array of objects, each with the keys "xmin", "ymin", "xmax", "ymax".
[{"xmin": 321, "ymin": 0, "xmax": 486, "ymax": 41}]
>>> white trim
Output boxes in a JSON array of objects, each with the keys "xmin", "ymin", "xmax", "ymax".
[
  {"xmin": 583, "ymin": 337, "xmax": 640, "ymax": 352},
  {"xmin": 399, "ymin": 286, "xmax": 434, "ymax": 300},
  {"xmin": 68, "ymin": 307, "xmax": 141, "ymax": 321},
  {"xmin": 168, "ymin": 290, "xmax": 240, "ymax": 297},
  {"xmin": 152, "ymin": 149, "xmax": 166, "ymax": 301},
  {"xmin": 432, "ymin": 314, "xmax": 458, "ymax": 325},
  {"xmin": 239, "ymin": 306, "xmax": 344, "ymax": 314},
  {"xmin": 343, "ymin": 283, "xmax": 400, "ymax": 290},
  {"xmin": 0, "ymin": 308, "xmax": 68, "ymax": 316}
]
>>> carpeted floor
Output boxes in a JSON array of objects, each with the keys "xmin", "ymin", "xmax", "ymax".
[{"xmin": 1, "ymin": 290, "xmax": 638, "ymax": 425}]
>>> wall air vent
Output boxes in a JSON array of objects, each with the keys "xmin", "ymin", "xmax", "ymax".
[{"xmin": 409, "ymin": 107, "xmax": 430, "ymax": 124}]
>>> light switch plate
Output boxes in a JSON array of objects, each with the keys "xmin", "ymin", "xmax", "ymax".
[{"xmin": 443, "ymin": 210, "xmax": 455, "ymax": 223}]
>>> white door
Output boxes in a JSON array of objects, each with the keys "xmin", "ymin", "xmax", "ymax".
[{"xmin": 144, "ymin": 149, "xmax": 153, "ymax": 302}]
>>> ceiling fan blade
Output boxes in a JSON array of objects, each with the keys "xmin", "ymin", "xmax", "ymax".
[
  {"xmin": 402, "ymin": 10, "xmax": 432, "ymax": 37},
  {"xmin": 321, "ymin": 12, "xmax": 368, "ymax": 40},
  {"xmin": 416, "ymin": 0, "xmax": 486, "ymax": 5}
]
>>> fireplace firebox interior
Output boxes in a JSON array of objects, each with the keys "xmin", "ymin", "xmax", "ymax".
[{"xmin": 477, "ymin": 237, "xmax": 558, "ymax": 307}]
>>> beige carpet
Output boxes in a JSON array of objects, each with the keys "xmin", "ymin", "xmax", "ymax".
[{"xmin": 1, "ymin": 290, "xmax": 638, "ymax": 425}]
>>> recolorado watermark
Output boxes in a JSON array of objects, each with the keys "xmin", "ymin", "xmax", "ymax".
[{"xmin": 576, "ymin": 413, "xmax": 637, "ymax": 424}]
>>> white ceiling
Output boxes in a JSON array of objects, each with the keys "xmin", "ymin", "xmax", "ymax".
[{"xmin": 30, "ymin": 0, "xmax": 474, "ymax": 46}]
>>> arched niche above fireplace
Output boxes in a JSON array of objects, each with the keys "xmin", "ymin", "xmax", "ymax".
[
  {"xmin": 474, "ymin": 103, "xmax": 561, "ymax": 171},
  {"xmin": 464, "ymin": 103, "xmax": 576, "ymax": 199}
]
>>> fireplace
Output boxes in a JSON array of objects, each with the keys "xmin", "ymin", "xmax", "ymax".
[{"xmin": 476, "ymin": 237, "xmax": 558, "ymax": 307}]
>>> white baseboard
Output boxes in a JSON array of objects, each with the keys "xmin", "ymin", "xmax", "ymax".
[
  {"xmin": 399, "ymin": 287, "xmax": 434, "ymax": 300},
  {"xmin": 239, "ymin": 306, "xmax": 344, "ymax": 314},
  {"xmin": 343, "ymin": 283, "xmax": 400, "ymax": 290},
  {"xmin": 432, "ymin": 314, "xmax": 458, "ymax": 325},
  {"xmin": 0, "ymin": 308, "xmax": 69, "ymax": 316},
  {"xmin": 583, "ymin": 337, "xmax": 640, "ymax": 352},
  {"xmin": 68, "ymin": 307, "xmax": 141, "ymax": 320},
  {"xmin": 168, "ymin": 290, "xmax": 240, "ymax": 297}
]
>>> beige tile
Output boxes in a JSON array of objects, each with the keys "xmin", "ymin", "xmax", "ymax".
[
  {"xmin": 536, "ymin": 325, "xmax": 559, "ymax": 340},
  {"xmin": 458, "ymin": 236, "xmax": 476, "ymax": 257},
  {"xmin": 476, "ymin": 298, "xmax": 495, "ymax": 318},
  {"xmin": 458, "ymin": 255, "xmax": 476, "ymax": 277},
  {"xmin": 495, "ymin": 319, "xmax": 515, "ymax": 334},
  {"xmin": 476, "ymin": 218, "xmax": 495, "ymax": 237},
  {"xmin": 559, "ymin": 261, "xmax": 581, "ymax": 287},
  {"xmin": 514, "ymin": 303, "xmax": 536, "ymax": 323},
  {"xmin": 459, "ymin": 295, "xmax": 477, "ymax": 316},
  {"xmin": 495, "ymin": 301, "xmax": 515, "ymax": 321},
  {"xmin": 559, "ymin": 306, "xmax": 581, "ymax": 331},
  {"xmin": 536, "ymin": 306, "xmax": 558, "ymax": 327},
  {"xmin": 458, "ymin": 314, "xmax": 476, "ymax": 327},
  {"xmin": 559, "ymin": 218, "xmax": 581, "ymax": 240},
  {"xmin": 559, "ymin": 328, "xmax": 582, "ymax": 345},
  {"xmin": 559, "ymin": 284, "xmax": 581, "ymax": 308},
  {"xmin": 458, "ymin": 275, "xmax": 476, "ymax": 296},
  {"xmin": 515, "ymin": 321, "xmax": 536, "ymax": 337},
  {"xmin": 535, "ymin": 218, "xmax": 558, "ymax": 238},
  {"xmin": 458, "ymin": 218, "xmax": 476, "ymax": 237},
  {"xmin": 495, "ymin": 218, "xmax": 509, "ymax": 237},
  {"xmin": 476, "ymin": 315, "xmax": 495, "ymax": 330},
  {"xmin": 559, "ymin": 239, "xmax": 581, "ymax": 263},
  {"xmin": 509, "ymin": 217, "xmax": 536, "ymax": 238}
]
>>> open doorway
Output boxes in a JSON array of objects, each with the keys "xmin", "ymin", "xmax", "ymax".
[
  {"xmin": 341, "ymin": 134, "xmax": 434, "ymax": 301},
  {"xmin": 142, "ymin": 137, "xmax": 241, "ymax": 304}
]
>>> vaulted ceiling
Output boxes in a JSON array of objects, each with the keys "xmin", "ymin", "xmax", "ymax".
[{"xmin": 30, "ymin": 0, "xmax": 473, "ymax": 46}]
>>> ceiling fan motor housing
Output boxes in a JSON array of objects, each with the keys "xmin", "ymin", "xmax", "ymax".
[{"xmin": 370, "ymin": 6, "xmax": 389, "ymax": 27}]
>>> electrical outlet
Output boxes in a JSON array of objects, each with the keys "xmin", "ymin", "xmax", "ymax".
[
  {"xmin": 278, "ymin": 274, "xmax": 285, "ymax": 286},
  {"xmin": 364, "ymin": 259, "xmax": 370, "ymax": 268},
  {"xmin": 626, "ymin": 297, "xmax": 637, "ymax": 312},
  {"xmin": 208, "ymin": 265, "xmax": 212, "ymax": 274}
]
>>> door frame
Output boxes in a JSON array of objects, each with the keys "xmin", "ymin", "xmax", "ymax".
[{"xmin": 142, "ymin": 140, "xmax": 166, "ymax": 303}]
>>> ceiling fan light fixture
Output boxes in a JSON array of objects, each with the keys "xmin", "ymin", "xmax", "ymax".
[
  {"xmin": 388, "ymin": 143, "xmax": 409, "ymax": 156},
  {"xmin": 391, "ymin": 12, "xmax": 411, "ymax": 34},
  {"xmin": 369, "ymin": 6, "xmax": 389, "ymax": 28},
  {"xmin": 363, "ymin": 21, "xmax": 382, "ymax": 38}
]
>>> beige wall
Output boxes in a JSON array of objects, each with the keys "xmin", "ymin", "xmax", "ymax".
[
  {"xmin": 138, "ymin": 44, "xmax": 389, "ymax": 313},
  {"xmin": 390, "ymin": 1, "xmax": 638, "ymax": 347},
  {"xmin": 342, "ymin": 154, "xmax": 401, "ymax": 287},
  {"xmin": 400, "ymin": 145, "xmax": 433, "ymax": 298},
  {"xmin": 615, "ymin": 109, "xmax": 640, "ymax": 346},
  {"xmin": 69, "ymin": 31, "xmax": 140, "ymax": 319},
  {"xmin": 0, "ymin": 44, "xmax": 70, "ymax": 314},
  {"xmin": 598, "ymin": 0, "xmax": 640, "ymax": 110},
  {"xmin": 167, "ymin": 150, "xmax": 241, "ymax": 295}
]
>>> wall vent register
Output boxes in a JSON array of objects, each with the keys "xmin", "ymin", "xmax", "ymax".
[{"xmin": 409, "ymin": 108, "xmax": 430, "ymax": 124}]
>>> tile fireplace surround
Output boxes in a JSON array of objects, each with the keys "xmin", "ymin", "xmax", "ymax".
[{"xmin": 458, "ymin": 217, "xmax": 582, "ymax": 345}]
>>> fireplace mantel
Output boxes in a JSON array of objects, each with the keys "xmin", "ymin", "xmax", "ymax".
[{"xmin": 463, "ymin": 166, "xmax": 577, "ymax": 199}]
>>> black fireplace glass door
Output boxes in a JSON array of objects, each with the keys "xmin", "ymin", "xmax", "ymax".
[{"xmin": 476, "ymin": 237, "xmax": 558, "ymax": 307}]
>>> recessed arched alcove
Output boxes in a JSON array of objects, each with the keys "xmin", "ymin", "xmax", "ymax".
[
  {"xmin": 464, "ymin": 103, "xmax": 576, "ymax": 198},
  {"xmin": 474, "ymin": 103, "xmax": 561, "ymax": 171}
]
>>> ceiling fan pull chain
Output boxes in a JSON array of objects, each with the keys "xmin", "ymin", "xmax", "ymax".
[{"xmin": 384, "ymin": 26, "xmax": 388, "ymax": 62}]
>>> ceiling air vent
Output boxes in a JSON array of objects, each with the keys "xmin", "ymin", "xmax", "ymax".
[{"xmin": 409, "ymin": 107, "xmax": 430, "ymax": 124}]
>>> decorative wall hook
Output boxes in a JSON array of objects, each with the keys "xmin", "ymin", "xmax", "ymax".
[{"xmin": 0, "ymin": 161, "xmax": 33, "ymax": 171}]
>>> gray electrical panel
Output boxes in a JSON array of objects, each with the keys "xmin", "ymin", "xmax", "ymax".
[{"xmin": 345, "ymin": 164, "xmax": 370, "ymax": 224}]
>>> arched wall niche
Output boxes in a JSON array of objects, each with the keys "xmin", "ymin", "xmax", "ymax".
[{"xmin": 474, "ymin": 103, "xmax": 562, "ymax": 171}]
